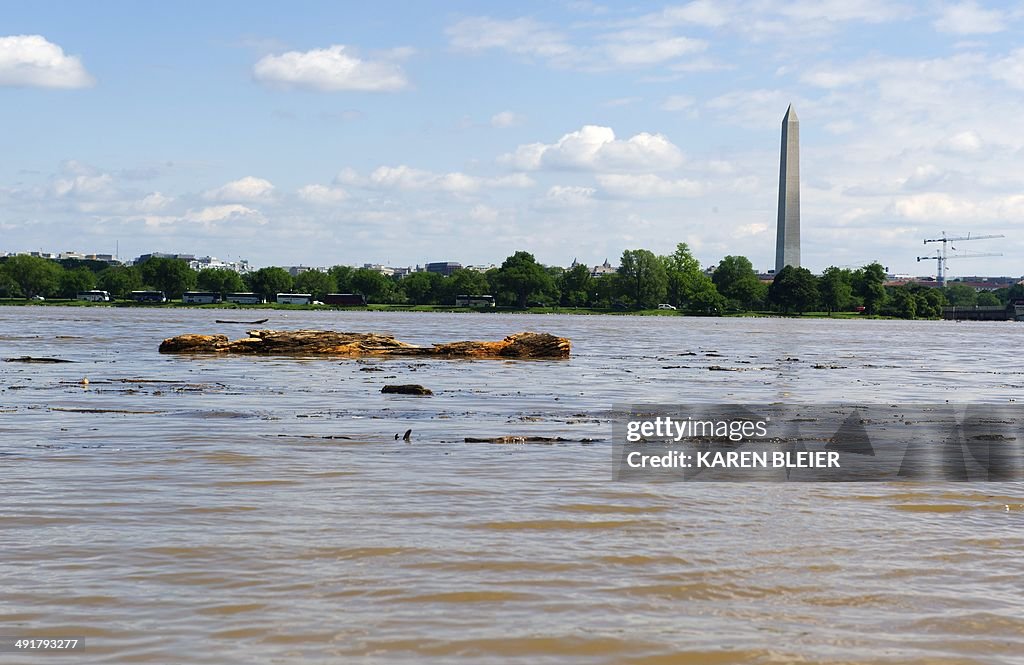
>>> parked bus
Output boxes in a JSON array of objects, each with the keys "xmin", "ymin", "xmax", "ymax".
[
  {"xmin": 276, "ymin": 293, "xmax": 312, "ymax": 305},
  {"xmin": 182, "ymin": 291, "xmax": 222, "ymax": 304},
  {"xmin": 323, "ymin": 293, "xmax": 368, "ymax": 306},
  {"xmin": 130, "ymin": 290, "xmax": 167, "ymax": 303},
  {"xmin": 455, "ymin": 294, "xmax": 495, "ymax": 307},
  {"xmin": 77, "ymin": 290, "xmax": 111, "ymax": 302},
  {"xmin": 225, "ymin": 292, "xmax": 263, "ymax": 305}
]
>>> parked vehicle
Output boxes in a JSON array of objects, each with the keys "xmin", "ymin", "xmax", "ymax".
[
  {"xmin": 276, "ymin": 293, "xmax": 312, "ymax": 305},
  {"xmin": 657, "ymin": 303, "xmax": 677, "ymax": 310},
  {"xmin": 323, "ymin": 293, "xmax": 367, "ymax": 306},
  {"xmin": 455, "ymin": 294, "xmax": 495, "ymax": 307},
  {"xmin": 131, "ymin": 291, "xmax": 167, "ymax": 303},
  {"xmin": 225, "ymin": 293, "xmax": 263, "ymax": 305},
  {"xmin": 77, "ymin": 290, "xmax": 111, "ymax": 302},
  {"xmin": 182, "ymin": 291, "xmax": 222, "ymax": 304}
]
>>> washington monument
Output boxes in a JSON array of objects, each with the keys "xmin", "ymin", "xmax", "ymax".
[{"xmin": 775, "ymin": 104, "xmax": 800, "ymax": 273}]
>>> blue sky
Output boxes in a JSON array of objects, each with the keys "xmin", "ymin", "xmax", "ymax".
[{"xmin": 2, "ymin": 1, "xmax": 1023, "ymax": 277}]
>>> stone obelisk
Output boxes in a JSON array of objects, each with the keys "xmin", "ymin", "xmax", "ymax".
[{"xmin": 775, "ymin": 104, "xmax": 800, "ymax": 273}]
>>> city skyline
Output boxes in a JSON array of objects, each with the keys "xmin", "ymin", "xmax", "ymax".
[{"xmin": 2, "ymin": 1, "xmax": 1024, "ymax": 276}]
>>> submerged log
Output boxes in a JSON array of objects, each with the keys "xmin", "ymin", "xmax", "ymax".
[{"xmin": 158, "ymin": 329, "xmax": 571, "ymax": 359}]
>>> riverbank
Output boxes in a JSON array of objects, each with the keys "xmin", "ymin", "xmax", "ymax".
[{"xmin": 0, "ymin": 298, "xmax": 891, "ymax": 318}]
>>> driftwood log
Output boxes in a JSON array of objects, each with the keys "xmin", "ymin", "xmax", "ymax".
[{"xmin": 158, "ymin": 329, "xmax": 570, "ymax": 359}]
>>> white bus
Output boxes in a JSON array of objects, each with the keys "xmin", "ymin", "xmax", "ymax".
[
  {"xmin": 276, "ymin": 293, "xmax": 313, "ymax": 305},
  {"xmin": 77, "ymin": 290, "xmax": 111, "ymax": 302},
  {"xmin": 455, "ymin": 294, "xmax": 495, "ymax": 307}
]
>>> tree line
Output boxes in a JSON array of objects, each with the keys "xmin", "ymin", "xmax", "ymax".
[{"xmin": 1, "ymin": 249, "xmax": 1021, "ymax": 318}]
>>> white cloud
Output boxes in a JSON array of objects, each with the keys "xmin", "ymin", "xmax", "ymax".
[
  {"xmin": 343, "ymin": 165, "xmax": 534, "ymax": 194},
  {"xmin": 735, "ymin": 223, "xmax": 769, "ymax": 236},
  {"xmin": 204, "ymin": 176, "xmax": 275, "ymax": 202},
  {"xmin": 934, "ymin": 1, "xmax": 1006, "ymax": 35},
  {"xmin": 490, "ymin": 111, "xmax": 525, "ymax": 128},
  {"xmin": 541, "ymin": 185, "xmax": 596, "ymax": 207},
  {"xmin": 446, "ymin": 17, "xmax": 572, "ymax": 59},
  {"xmin": 992, "ymin": 49, "xmax": 1024, "ymax": 89},
  {"xmin": 597, "ymin": 173, "xmax": 703, "ymax": 198},
  {"xmin": 186, "ymin": 204, "xmax": 265, "ymax": 227},
  {"xmin": 603, "ymin": 34, "xmax": 707, "ymax": 66},
  {"xmin": 297, "ymin": 184, "xmax": 348, "ymax": 204},
  {"xmin": 446, "ymin": 15, "xmax": 707, "ymax": 70},
  {"xmin": 53, "ymin": 173, "xmax": 115, "ymax": 199},
  {"xmin": 501, "ymin": 125, "xmax": 684, "ymax": 171},
  {"xmin": 0, "ymin": 35, "xmax": 94, "ymax": 88},
  {"xmin": 603, "ymin": 96, "xmax": 642, "ymax": 107},
  {"xmin": 706, "ymin": 90, "xmax": 801, "ymax": 128},
  {"xmin": 253, "ymin": 45, "xmax": 409, "ymax": 92},
  {"xmin": 938, "ymin": 130, "xmax": 984, "ymax": 154},
  {"xmin": 655, "ymin": 1, "xmax": 731, "ymax": 27},
  {"xmin": 661, "ymin": 94, "xmax": 695, "ymax": 111},
  {"xmin": 136, "ymin": 192, "xmax": 172, "ymax": 212},
  {"xmin": 468, "ymin": 204, "xmax": 499, "ymax": 223}
]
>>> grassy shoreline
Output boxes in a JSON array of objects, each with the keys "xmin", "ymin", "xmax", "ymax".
[{"xmin": 0, "ymin": 298, "xmax": 891, "ymax": 318}]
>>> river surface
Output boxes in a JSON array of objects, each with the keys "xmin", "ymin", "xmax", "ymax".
[{"xmin": 1, "ymin": 307, "xmax": 1022, "ymax": 664}]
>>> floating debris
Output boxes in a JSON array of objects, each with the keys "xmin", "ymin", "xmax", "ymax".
[{"xmin": 382, "ymin": 385, "xmax": 433, "ymax": 396}]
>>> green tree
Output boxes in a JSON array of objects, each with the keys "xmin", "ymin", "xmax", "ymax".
[
  {"xmin": 0, "ymin": 270, "xmax": 21, "ymax": 298},
  {"xmin": 818, "ymin": 266, "xmax": 853, "ymax": 314},
  {"xmin": 976, "ymin": 291, "xmax": 1001, "ymax": 307},
  {"xmin": 2, "ymin": 255, "xmax": 62, "ymax": 298},
  {"xmin": 853, "ymin": 262, "xmax": 887, "ymax": 315},
  {"xmin": 660, "ymin": 243, "xmax": 700, "ymax": 307},
  {"xmin": 494, "ymin": 251, "xmax": 553, "ymax": 308},
  {"xmin": 138, "ymin": 257, "xmax": 197, "ymax": 298},
  {"xmin": 712, "ymin": 255, "xmax": 765, "ymax": 310},
  {"xmin": 768, "ymin": 265, "xmax": 819, "ymax": 314},
  {"xmin": 196, "ymin": 268, "xmax": 245, "ymax": 296},
  {"xmin": 58, "ymin": 267, "xmax": 97, "ymax": 298},
  {"xmin": 617, "ymin": 249, "xmax": 668, "ymax": 309},
  {"xmin": 400, "ymin": 271, "xmax": 442, "ymax": 305},
  {"xmin": 293, "ymin": 270, "xmax": 337, "ymax": 299},
  {"xmin": 944, "ymin": 283, "xmax": 978, "ymax": 307},
  {"xmin": 441, "ymin": 269, "xmax": 491, "ymax": 304},
  {"xmin": 351, "ymin": 268, "xmax": 398, "ymax": 303},
  {"xmin": 328, "ymin": 265, "xmax": 355, "ymax": 293},
  {"xmin": 884, "ymin": 286, "xmax": 918, "ymax": 319},
  {"xmin": 97, "ymin": 266, "xmax": 142, "ymax": 300},
  {"xmin": 248, "ymin": 267, "xmax": 293, "ymax": 299},
  {"xmin": 914, "ymin": 285, "xmax": 946, "ymax": 318},
  {"xmin": 558, "ymin": 263, "xmax": 592, "ymax": 307}
]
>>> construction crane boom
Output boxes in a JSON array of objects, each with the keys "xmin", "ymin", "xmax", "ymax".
[{"xmin": 916, "ymin": 231, "xmax": 1006, "ymax": 287}]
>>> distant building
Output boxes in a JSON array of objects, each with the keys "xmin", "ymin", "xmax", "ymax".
[
  {"xmin": 590, "ymin": 259, "xmax": 616, "ymax": 278},
  {"xmin": 135, "ymin": 252, "xmax": 196, "ymax": 264},
  {"xmin": 191, "ymin": 256, "xmax": 251, "ymax": 274},
  {"xmin": 134, "ymin": 252, "xmax": 250, "ymax": 274},
  {"xmin": 426, "ymin": 261, "xmax": 462, "ymax": 276},
  {"xmin": 363, "ymin": 263, "xmax": 396, "ymax": 277},
  {"xmin": 285, "ymin": 265, "xmax": 327, "ymax": 277}
]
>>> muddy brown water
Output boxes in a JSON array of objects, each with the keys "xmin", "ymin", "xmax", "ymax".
[{"xmin": 1, "ymin": 307, "xmax": 1022, "ymax": 664}]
